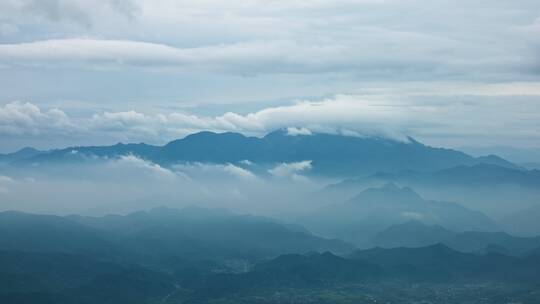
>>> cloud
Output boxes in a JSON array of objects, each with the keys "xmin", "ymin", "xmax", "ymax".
[
  {"xmin": 0, "ymin": 0, "xmax": 139, "ymax": 29},
  {"xmin": 286, "ymin": 127, "xmax": 312, "ymax": 136},
  {"xmin": 269, "ymin": 160, "xmax": 313, "ymax": 181},
  {"xmin": 173, "ymin": 162, "xmax": 257, "ymax": 181},
  {"xmin": 110, "ymin": 154, "xmax": 178, "ymax": 179},
  {"xmin": 0, "ymin": 38, "xmax": 437, "ymax": 75},
  {"xmin": 0, "ymin": 101, "xmax": 73, "ymax": 136},
  {"xmin": 221, "ymin": 163, "xmax": 257, "ymax": 180},
  {"xmin": 0, "ymin": 0, "xmax": 538, "ymax": 81},
  {"xmin": 2, "ymin": 94, "xmax": 540, "ymax": 151},
  {"xmin": 0, "ymin": 33, "xmax": 533, "ymax": 81},
  {"xmin": 56, "ymin": 153, "xmax": 185, "ymax": 181},
  {"xmin": 0, "ymin": 154, "xmax": 323, "ymax": 215}
]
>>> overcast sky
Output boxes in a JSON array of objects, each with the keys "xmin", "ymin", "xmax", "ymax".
[{"xmin": 1, "ymin": 0, "xmax": 539, "ymax": 152}]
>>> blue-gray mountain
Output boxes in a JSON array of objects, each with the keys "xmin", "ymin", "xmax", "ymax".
[
  {"xmin": 323, "ymin": 162, "xmax": 540, "ymax": 223},
  {"xmin": 0, "ymin": 130, "xmax": 518, "ymax": 177},
  {"xmin": 0, "ymin": 207, "xmax": 353, "ymax": 266},
  {"xmin": 299, "ymin": 184, "xmax": 499, "ymax": 247},
  {"xmin": 1, "ymin": 208, "xmax": 540, "ymax": 304},
  {"xmin": 373, "ymin": 220, "xmax": 540, "ymax": 256}
]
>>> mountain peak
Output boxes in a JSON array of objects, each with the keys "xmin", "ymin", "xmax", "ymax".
[
  {"xmin": 4, "ymin": 147, "xmax": 42, "ymax": 158},
  {"xmin": 16, "ymin": 147, "xmax": 39, "ymax": 153}
]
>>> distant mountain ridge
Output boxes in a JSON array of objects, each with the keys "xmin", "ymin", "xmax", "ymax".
[
  {"xmin": 329, "ymin": 163, "xmax": 540, "ymax": 192},
  {"xmin": 3, "ymin": 243, "xmax": 540, "ymax": 303},
  {"xmin": 0, "ymin": 147, "xmax": 43, "ymax": 163},
  {"xmin": 0, "ymin": 207, "xmax": 353, "ymax": 265},
  {"xmin": 323, "ymin": 163, "xmax": 540, "ymax": 220},
  {"xmin": 373, "ymin": 220, "xmax": 540, "ymax": 256},
  {"xmin": 299, "ymin": 184, "xmax": 499, "ymax": 247},
  {"xmin": 1, "ymin": 208, "xmax": 540, "ymax": 303},
  {"xmin": 0, "ymin": 129, "xmax": 519, "ymax": 177},
  {"xmin": 180, "ymin": 244, "xmax": 540, "ymax": 301}
]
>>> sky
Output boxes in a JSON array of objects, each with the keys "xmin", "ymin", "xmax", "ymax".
[{"xmin": 1, "ymin": 0, "xmax": 540, "ymax": 153}]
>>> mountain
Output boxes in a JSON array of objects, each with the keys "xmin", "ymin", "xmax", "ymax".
[
  {"xmin": 0, "ymin": 250, "xmax": 175, "ymax": 304},
  {"xmin": 0, "ymin": 208, "xmax": 354, "ymax": 303},
  {"xmin": 332, "ymin": 164, "xmax": 540, "ymax": 190},
  {"xmin": 475, "ymin": 155, "xmax": 522, "ymax": 170},
  {"xmin": 521, "ymin": 162, "xmax": 540, "ymax": 170},
  {"xmin": 407, "ymin": 163, "xmax": 540, "ymax": 187},
  {"xmin": 249, "ymin": 251, "xmax": 381, "ymax": 285},
  {"xmin": 0, "ymin": 147, "xmax": 43, "ymax": 164},
  {"xmin": 372, "ymin": 220, "xmax": 456, "ymax": 248},
  {"xmin": 2, "ymin": 241, "xmax": 540, "ymax": 303},
  {"xmin": 373, "ymin": 221, "xmax": 540, "ymax": 256},
  {"xmin": 0, "ymin": 207, "xmax": 353, "ymax": 267},
  {"xmin": 445, "ymin": 231, "xmax": 540, "ymax": 256},
  {"xmin": 176, "ymin": 245, "xmax": 540, "ymax": 302},
  {"xmin": 190, "ymin": 251, "xmax": 382, "ymax": 298},
  {"xmin": 71, "ymin": 206, "xmax": 354, "ymax": 261},
  {"xmin": 349, "ymin": 244, "xmax": 537, "ymax": 281},
  {"xmin": 461, "ymin": 145, "xmax": 540, "ymax": 164},
  {"xmin": 0, "ymin": 251, "xmax": 126, "ymax": 293},
  {"xmin": 3, "ymin": 130, "xmax": 517, "ymax": 177},
  {"xmin": 0, "ymin": 211, "xmax": 119, "ymax": 258},
  {"xmin": 300, "ymin": 184, "xmax": 498, "ymax": 247},
  {"xmin": 325, "ymin": 163, "xmax": 540, "ymax": 219}
]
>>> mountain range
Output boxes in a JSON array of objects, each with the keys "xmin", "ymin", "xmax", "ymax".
[
  {"xmin": 0, "ymin": 130, "xmax": 519, "ymax": 177},
  {"xmin": 373, "ymin": 220, "xmax": 540, "ymax": 256},
  {"xmin": 299, "ymin": 183, "xmax": 499, "ymax": 247},
  {"xmin": 323, "ymin": 163, "xmax": 540, "ymax": 221},
  {"xmin": 1, "ymin": 207, "xmax": 540, "ymax": 303},
  {"xmin": 4, "ymin": 243, "xmax": 540, "ymax": 304},
  {"xmin": 0, "ymin": 207, "xmax": 352, "ymax": 267}
]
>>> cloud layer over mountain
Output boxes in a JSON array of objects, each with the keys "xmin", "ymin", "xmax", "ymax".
[{"xmin": 2, "ymin": 96, "xmax": 540, "ymax": 152}]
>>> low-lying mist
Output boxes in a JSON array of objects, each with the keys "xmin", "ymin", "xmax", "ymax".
[
  {"xmin": 0, "ymin": 155, "xmax": 327, "ymax": 218},
  {"xmin": 2, "ymin": 152, "xmax": 540, "ymax": 237}
]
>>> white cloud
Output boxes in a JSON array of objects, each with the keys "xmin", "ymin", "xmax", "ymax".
[
  {"xmin": 0, "ymin": 32, "xmax": 530, "ymax": 81},
  {"xmin": 286, "ymin": 127, "xmax": 312, "ymax": 136},
  {"xmin": 173, "ymin": 162, "xmax": 257, "ymax": 180},
  {"xmin": 239, "ymin": 159, "xmax": 253, "ymax": 166},
  {"xmin": 0, "ymin": 101, "xmax": 74, "ymax": 136},
  {"xmin": 269, "ymin": 160, "xmax": 313, "ymax": 181},
  {"xmin": 0, "ymin": 38, "xmax": 435, "ymax": 75},
  {"xmin": 0, "ymin": 0, "xmax": 139, "ymax": 28},
  {"xmin": 222, "ymin": 163, "xmax": 257, "ymax": 180},
  {"xmin": 0, "ymin": 0, "xmax": 537, "ymax": 81},
  {"xmin": 2, "ymin": 95, "xmax": 540, "ymax": 151},
  {"xmin": 110, "ymin": 154, "xmax": 178, "ymax": 179}
]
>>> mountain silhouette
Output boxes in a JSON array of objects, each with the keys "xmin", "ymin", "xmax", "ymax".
[{"xmin": 2, "ymin": 130, "xmax": 517, "ymax": 177}]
